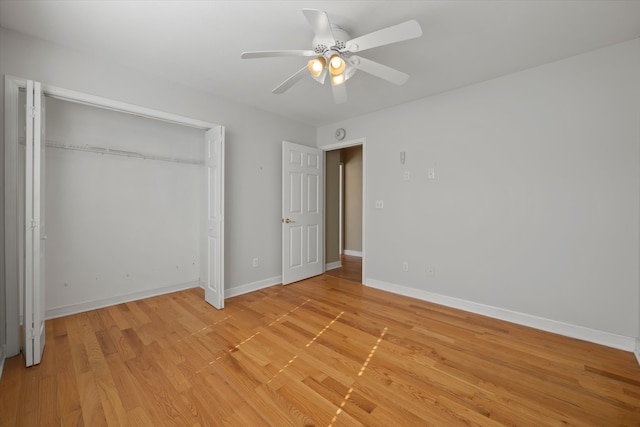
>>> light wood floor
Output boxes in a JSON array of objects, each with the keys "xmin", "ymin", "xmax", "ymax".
[
  {"xmin": 1, "ymin": 275, "xmax": 640, "ymax": 426},
  {"xmin": 324, "ymin": 255, "xmax": 362, "ymax": 283}
]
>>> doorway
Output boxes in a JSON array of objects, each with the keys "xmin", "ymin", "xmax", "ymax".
[{"xmin": 323, "ymin": 139, "xmax": 365, "ymax": 284}]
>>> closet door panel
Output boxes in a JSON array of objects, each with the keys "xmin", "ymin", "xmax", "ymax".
[{"xmin": 203, "ymin": 126, "xmax": 224, "ymax": 309}]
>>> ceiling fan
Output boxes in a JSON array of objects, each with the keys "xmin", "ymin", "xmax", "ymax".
[{"xmin": 240, "ymin": 9, "xmax": 422, "ymax": 104}]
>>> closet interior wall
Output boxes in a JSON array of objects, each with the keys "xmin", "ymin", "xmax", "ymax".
[{"xmin": 41, "ymin": 97, "xmax": 205, "ymax": 317}]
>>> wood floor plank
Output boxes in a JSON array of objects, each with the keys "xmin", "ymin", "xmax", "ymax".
[
  {"xmin": 210, "ymin": 356, "xmax": 308, "ymax": 425},
  {"xmin": 2, "ymin": 275, "xmax": 639, "ymax": 426},
  {"xmin": 51, "ymin": 316, "xmax": 68, "ymax": 338},
  {"xmin": 124, "ymin": 352, "xmax": 194, "ymax": 425},
  {"xmin": 260, "ymin": 326, "xmax": 362, "ymax": 386},
  {"xmin": 116, "ymin": 304, "xmax": 144, "ymax": 331},
  {"xmin": 76, "ymin": 371, "xmax": 108, "ymax": 427},
  {"xmin": 179, "ymin": 387, "xmax": 226, "ymax": 427},
  {"xmin": 105, "ymin": 305, "xmax": 131, "ymax": 331},
  {"xmin": 191, "ymin": 369, "xmax": 244, "ymax": 422},
  {"xmin": 222, "ymin": 403, "xmax": 271, "ymax": 427},
  {"xmin": 103, "ymin": 353, "xmax": 145, "ymax": 412},
  {"xmin": 147, "ymin": 342, "xmax": 192, "ymax": 394},
  {"xmin": 105, "ymin": 324, "xmax": 137, "ymax": 361},
  {"xmin": 56, "ymin": 370, "xmax": 83, "ymax": 421},
  {"xmin": 125, "ymin": 406, "xmax": 154, "ymax": 427},
  {"xmin": 94, "ymin": 372, "xmax": 129, "ymax": 427},
  {"xmin": 15, "ymin": 367, "xmax": 40, "ymax": 426},
  {"xmin": 276, "ymin": 380, "xmax": 362, "ymax": 427},
  {"xmin": 60, "ymin": 408, "xmax": 85, "ymax": 427},
  {"xmin": 0, "ymin": 357, "xmax": 23, "ymax": 427},
  {"xmin": 302, "ymin": 375, "xmax": 373, "ymax": 423},
  {"xmin": 325, "ymin": 254, "xmax": 362, "ymax": 283}
]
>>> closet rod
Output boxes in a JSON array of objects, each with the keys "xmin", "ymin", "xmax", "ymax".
[{"xmin": 23, "ymin": 139, "xmax": 203, "ymax": 165}]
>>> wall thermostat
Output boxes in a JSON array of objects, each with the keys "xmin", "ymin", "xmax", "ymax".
[{"xmin": 335, "ymin": 128, "xmax": 346, "ymax": 141}]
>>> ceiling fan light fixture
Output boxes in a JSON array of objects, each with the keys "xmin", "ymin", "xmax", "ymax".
[
  {"xmin": 241, "ymin": 9, "xmax": 423, "ymax": 100},
  {"xmin": 328, "ymin": 54, "xmax": 345, "ymax": 76},
  {"xmin": 307, "ymin": 56, "xmax": 326, "ymax": 77},
  {"xmin": 331, "ymin": 73, "xmax": 345, "ymax": 86}
]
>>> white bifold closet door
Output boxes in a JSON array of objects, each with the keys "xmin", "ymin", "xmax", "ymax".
[
  {"xmin": 23, "ymin": 80, "xmax": 46, "ymax": 367},
  {"xmin": 203, "ymin": 127, "xmax": 225, "ymax": 309}
]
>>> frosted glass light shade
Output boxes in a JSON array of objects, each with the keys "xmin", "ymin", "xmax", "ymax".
[
  {"xmin": 307, "ymin": 57, "xmax": 326, "ymax": 77},
  {"xmin": 331, "ymin": 73, "xmax": 345, "ymax": 86},
  {"xmin": 328, "ymin": 54, "xmax": 345, "ymax": 76}
]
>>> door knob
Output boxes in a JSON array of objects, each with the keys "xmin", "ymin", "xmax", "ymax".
[{"xmin": 283, "ymin": 218, "xmax": 295, "ymax": 224}]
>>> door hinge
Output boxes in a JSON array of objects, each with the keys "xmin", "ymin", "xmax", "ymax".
[
  {"xmin": 27, "ymin": 106, "xmax": 37, "ymax": 118},
  {"xmin": 31, "ymin": 220, "xmax": 38, "ymax": 230}
]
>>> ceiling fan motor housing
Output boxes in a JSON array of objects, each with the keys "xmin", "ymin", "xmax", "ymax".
[{"xmin": 312, "ymin": 25, "xmax": 350, "ymax": 54}]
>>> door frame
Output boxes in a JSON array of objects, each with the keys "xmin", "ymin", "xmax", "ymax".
[
  {"xmin": 321, "ymin": 137, "xmax": 366, "ymax": 284},
  {"xmin": 4, "ymin": 75, "xmax": 223, "ymax": 357}
]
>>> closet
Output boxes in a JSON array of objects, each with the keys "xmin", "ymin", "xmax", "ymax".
[
  {"xmin": 44, "ymin": 97, "xmax": 205, "ymax": 312},
  {"xmin": 4, "ymin": 77, "xmax": 224, "ymax": 366}
]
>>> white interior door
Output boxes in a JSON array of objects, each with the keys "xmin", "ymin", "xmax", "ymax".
[
  {"xmin": 282, "ymin": 141, "xmax": 324, "ymax": 284},
  {"xmin": 203, "ymin": 126, "xmax": 225, "ymax": 309},
  {"xmin": 23, "ymin": 80, "xmax": 46, "ymax": 366}
]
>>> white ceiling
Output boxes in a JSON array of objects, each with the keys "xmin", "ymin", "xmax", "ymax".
[{"xmin": 2, "ymin": 1, "xmax": 640, "ymax": 127}]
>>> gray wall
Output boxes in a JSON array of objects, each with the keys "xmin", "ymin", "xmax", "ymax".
[
  {"xmin": 318, "ymin": 38, "xmax": 640, "ymax": 340},
  {"xmin": 0, "ymin": 27, "xmax": 316, "ymax": 343}
]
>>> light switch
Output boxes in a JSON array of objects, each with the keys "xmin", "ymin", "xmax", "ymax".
[
  {"xmin": 428, "ymin": 168, "xmax": 435, "ymax": 180},
  {"xmin": 375, "ymin": 200, "xmax": 384, "ymax": 209}
]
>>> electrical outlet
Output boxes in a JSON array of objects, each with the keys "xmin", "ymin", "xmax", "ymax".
[
  {"xmin": 402, "ymin": 261, "xmax": 409, "ymax": 272},
  {"xmin": 252, "ymin": 258, "xmax": 259, "ymax": 268},
  {"xmin": 403, "ymin": 170, "xmax": 411, "ymax": 181},
  {"xmin": 427, "ymin": 266, "xmax": 435, "ymax": 276}
]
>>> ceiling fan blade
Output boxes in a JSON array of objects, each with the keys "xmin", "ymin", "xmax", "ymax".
[
  {"xmin": 348, "ymin": 55, "xmax": 409, "ymax": 85},
  {"xmin": 346, "ymin": 20, "xmax": 422, "ymax": 53},
  {"xmin": 241, "ymin": 50, "xmax": 316, "ymax": 59},
  {"xmin": 272, "ymin": 66, "xmax": 309, "ymax": 94},
  {"xmin": 332, "ymin": 83, "xmax": 347, "ymax": 104},
  {"xmin": 302, "ymin": 9, "xmax": 335, "ymax": 44}
]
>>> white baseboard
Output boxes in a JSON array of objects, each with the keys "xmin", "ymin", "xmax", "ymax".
[
  {"xmin": 325, "ymin": 261, "xmax": 342, "ymax": 271},
  {"xmin": 635, "ymin": 338, "xmax": 640, "ymax": 365},
  {"xmin": 343, "ymin": 250, "xmax": 363, "ymax": 257},
  {"xmin": 46, "ymin": 275, "xmax": 283, "ymax": 320},
  {"xmin": 45, "ymin": 280, "xmax": 200, "ymax": 320},
  {"xmin": 225, "ymin": 275, "xmax": 282, "ymax": 299},
  {"xmin": 365, "ymin": 278, "xmax": 636, "ymax": 352}
]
